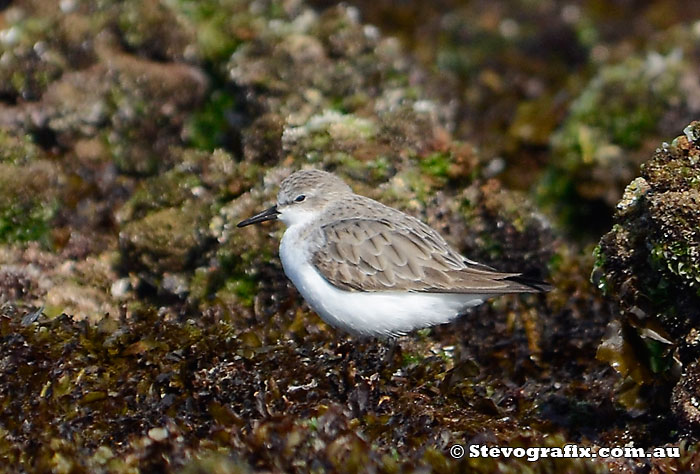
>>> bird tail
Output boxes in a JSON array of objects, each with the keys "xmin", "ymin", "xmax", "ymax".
[{"xmin": 502, "ymin": 274, "xmax": 553, "ymax": 293}]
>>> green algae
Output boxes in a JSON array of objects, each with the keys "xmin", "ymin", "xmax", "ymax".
[
  {"xmin": 217, "ymin": 275, "xmax": 257, "ymax": 307},
  {"xmin": 0, "ymin": 160, "xmax": 59, "ymax": 246},
  {"xmin": 420, "ymin": 151, "xmax": 451, "ymax": 179},
  {"xmin": 0, "ymin": 133, "xmax": 58, "ymax": 245},
  {"xmin": 0, "ymin": 201, "xmax": 56, "ymax": 245},
  {"xmin": 186, "ymin": 89, "xmax": 238, "ymax": 151}
]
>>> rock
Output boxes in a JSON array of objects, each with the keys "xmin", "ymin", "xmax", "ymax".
[
  {"xmin": 0, "ymin": 158, "xmax": 59, "ymax": 245},
  {"xmin": 542, "ymin": 36, "xmax": 700, "ymax": 234},
  {"xmin": 116, "ymin": 0, "xmax": 197, "ymax": 61},
  {"xmin": 594, "ymin": 121, "xmax": 700, "ymax": 411},
  {"xmin": 118, "ymin": 202, "xmax": 212, "ymax": 275},
  {"xmin": 672, "ymin": 361, "xmax": 700, "ymax": 433}
]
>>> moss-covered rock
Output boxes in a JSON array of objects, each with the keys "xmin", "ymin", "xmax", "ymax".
[
  {"xmin": 117, "ymin": 148, "xmax": 250, "ymax": 222},
  {"xmin": 114, "ymin": 147, "xmax": 266, "ymax": 304},
  {"xmin": 0, "ymin": 129, "xmax": 44, "ymax": 165},
  {"xmin": 0, "ymin": 161, "xmax": 58, "ymax": 246},
  {"xmin": 103, "ymin": 50, "xmax": 208, "ymax": 175},
  {"xmin": 542, "ymin": 30, "xmax": 700, "ymax": 235},
  {"xmin": 0, "ymin": 130, "xmax": 58, "ymax": 245},
  {"xmin": 1, "ymin": 4, "xmax": 206, "ymax": 173},
  {"xmin": 119, "ymin": 202, "xmax": 212, "ymax": 276},
  {"xmin": 593, "ymin": 121, "xmax": 700, "ymax": 414},
  {"xmin": 116, "ymin": 0, "xmax": 197, "ymax": 61},
  {"xmin": 0, "ymin": 6, "xmax": 67, "ymax": 102},
  {"xmin": 223, "ymin": 3, "xmax": 457, "ymax": 174}
]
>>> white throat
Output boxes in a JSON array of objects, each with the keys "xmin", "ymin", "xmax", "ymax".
[{"xmin": 277, "ymin": 206, "xmax": 320, "ymax": 227}]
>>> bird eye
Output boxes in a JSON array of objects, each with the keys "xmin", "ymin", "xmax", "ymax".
[{"xmin": 294, "ymin": 194, "xmax": 306, "ymax": 202}]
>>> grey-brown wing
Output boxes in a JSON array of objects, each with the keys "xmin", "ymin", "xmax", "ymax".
[{"xmin": 311, "ymin": 217, "xmax": 539, "ymax": 294}]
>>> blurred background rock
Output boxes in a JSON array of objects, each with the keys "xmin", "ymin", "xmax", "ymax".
[{"xmin": 0, "ymin": 0, "xmax": 699, "ymax": 471}]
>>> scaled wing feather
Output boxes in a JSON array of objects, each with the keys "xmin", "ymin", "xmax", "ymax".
[{"xmin": 312, "ymin": 217, "xmax": 535, "ymax": 294}]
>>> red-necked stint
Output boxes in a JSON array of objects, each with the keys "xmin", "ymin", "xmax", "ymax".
[{"xmin": 238, "ymin": 169, "xmax": 550, "ymax": 337}]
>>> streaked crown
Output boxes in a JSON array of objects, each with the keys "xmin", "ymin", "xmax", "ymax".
[{"xmin": 277, "ymin": 170, "xmax": 352, "ymax": 206}]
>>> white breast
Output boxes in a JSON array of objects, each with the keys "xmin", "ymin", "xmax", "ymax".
[{"xmin": 279, "ymin": 224, "xmax": 486, "ymax": 337}]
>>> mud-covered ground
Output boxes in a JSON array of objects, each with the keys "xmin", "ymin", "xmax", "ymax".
[{"xmin": 1, "ymin": 0, "xmax": 699, "ymax": 472}]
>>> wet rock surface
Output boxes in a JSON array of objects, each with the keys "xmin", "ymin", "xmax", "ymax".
[{"xmin": 1, "ymin": 0, "xmax": 699, "ymax": 472}]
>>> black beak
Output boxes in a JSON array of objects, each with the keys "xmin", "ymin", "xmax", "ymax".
[{"xmin": 237, "ymin": 205, "xmax": 279, "ymax": 227}]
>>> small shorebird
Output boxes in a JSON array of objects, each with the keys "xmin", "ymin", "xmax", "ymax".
[{"xmin": 238, "ymin": 170, "xmax": 549, "ymax": 337}]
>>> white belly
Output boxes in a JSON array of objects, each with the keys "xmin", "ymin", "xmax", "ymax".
[{"xmin": 279, "ymin": 227, "xmax": 486, "ymax": 337}]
